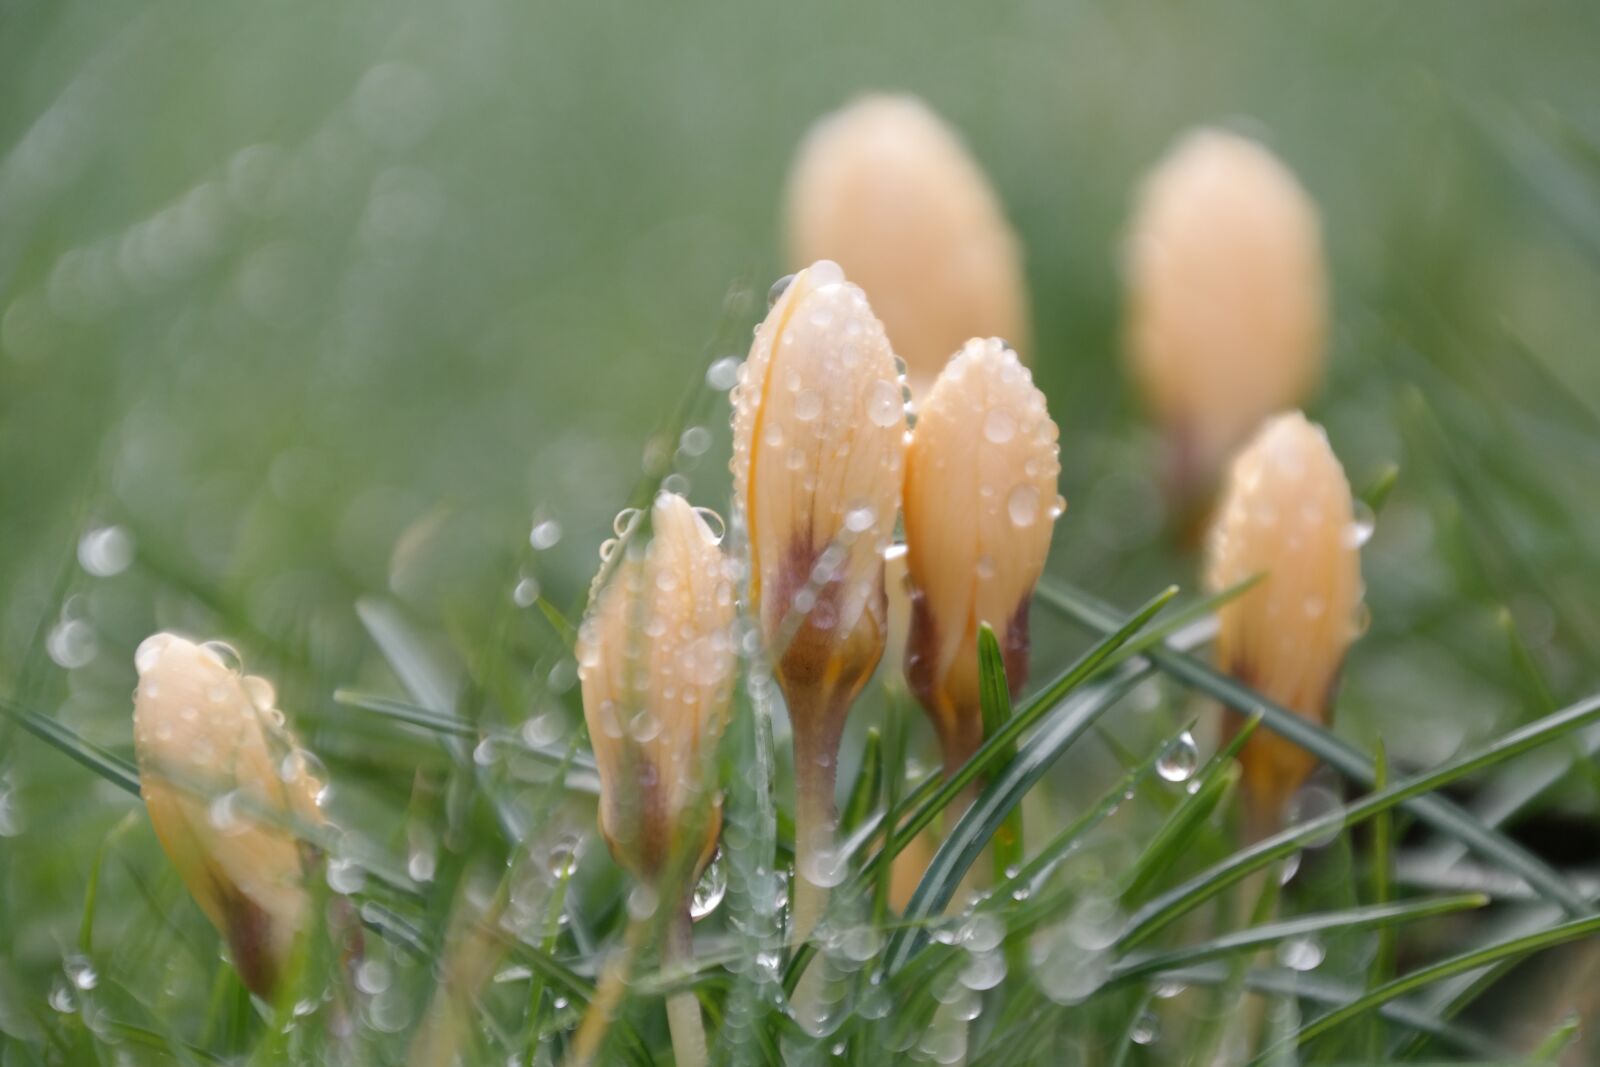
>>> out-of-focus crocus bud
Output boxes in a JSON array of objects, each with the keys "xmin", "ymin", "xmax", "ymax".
[
  {"xmin": 786, "ymin": 95, "xmax": 1028, "ymax": 400},
  {"xmin": 1124, "ymin": 128, "xmax": 1328, "ymax": 511},
  {"xmin": 1205, "ymin": 411, "xmax": 1364, "ymax": 835},
  {"xmin": 578, "ymin": 492, "xmax": 737, "ymax": 886},
  {"xmin": 132, "ymin": 634, "xmax": 326, "ymax": 998},
  {"xmin": 576, "ymin": 492, "xmax": 735, "ymax": 1067},
  {"xmin": 730, "ymin": 260, "xmax": 906, "ymax": 945},
  {"xmin": 904, "ymin": 338, "xmax": 1063, "ymax": 775}
]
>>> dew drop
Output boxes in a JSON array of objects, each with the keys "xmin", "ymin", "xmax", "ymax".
[
  {"xmin": 1277, "ymin": 935, "xmax": 1324, "ymax": 971},
  {"xmin": 1007, "ymin": 484, "xmax": 1040, "ymax": 527},
  {"xmin": 201, "ymin": 640, "xmax": 242, "ymax": 674},
  {"xmin": 767, "ymin": 274, "xmax": 795, "ymax": 308},
  {"xmin": 983, "ymin": 408, "xmax": 1017, "ymax": 444},
  {"xmin": 327, "ymin": 856, "xmax": 367, "ymax": 894},
  {"xmin": 807, "ymin": 260, "xmax": 844, "ymax": 287},
  {"xmin": 512, "ymin": 576, "xmax": 541, "ymax": 607},
  {"xmin": 1156, "ymin": 731, "xmax": 1199, "ymax": 783},
  {"xmin": 546, "ymin": 835, "xmax": 580, "ymax": 880},
  {"xmin": 706, "ymin": 356, "xmax": 741, "ymax": 391},
  {"xmin": 356, "ymin": 960, "xmax": 391, "ymax": 995},
  {"xmin": 690, "ymin": 850, "xmax": 727, "ymax": 919},
  {"xmin": 692, "ymin": 506, "xmax": 726, "ymax": 545},
  {"xmin": 678, "ymin": 425, "xmax": 712, "ymax": 457},
  {"xmin": 47, "ymin": 619, "xmax": 97, "ymax": 670},
  {"xmin": 612, "ymin": 508, "xmax": 642, "ymax": 538},
  {"xmin": 530, "ymin": 519, "xmax": 562, "ymax": 551},
  {"xmin": 1131, "ymin": 1012, "xmax": 1160, "ymax": 1045},
  {"xmin": 78, "ymin": 525, "xmax": 134, "ymax": 577},
  {"xmin": 1345, "ymin": 500, "xmax": 1376, "ymax": 549},
  {"xmin": 63, "ymin": 955, "xmax": 98, "ymax": 991},
  {"xmin": 843, "ymin": 503, "xmax": 876, "ymax": 534},
  {"xmin": 794, "ymin": 390, "xmax": 822, "ymax": 422},
  {"xmin": 867, "ymin": 380, "xmax": 903, "ymax": 427},
  {"xmin": 134, "ymin": 633, "xmax": 173, "ymax": 674}
]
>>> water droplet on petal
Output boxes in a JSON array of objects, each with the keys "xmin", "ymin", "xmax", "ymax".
[
  {"xmin": 1007, "ymin": 484, "xmax": 1040, "ymax": 527},
  {"xmin": 983, "ymin": 408, "xmax": 1017, "ymax": 444},
  {"xmin": 867, "ymin": 379, "xmax": 903, "ymax": 427},
  {"xmin": 767, "ymin": 274, "xmax": 796, "ymax": 308},
  {"xmin": 200, "ymin": 641, "xmax": 242, "ymax": 674},
  {"xmin": 794, "ymin": 390, "xmax": 822, "ymax": 422}
]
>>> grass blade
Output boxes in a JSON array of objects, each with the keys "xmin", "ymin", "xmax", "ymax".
[
  {"xmin": 1248, "ymin": 912, "xmax": 1600, "ymax": 1062},
  {"xmin": 1117, "ymin": 686, "xmax": 1600, "ymax": 951},
  {"xmin": 1039, "ymin": 579, "xmax": 1596, "ymax": 917}
]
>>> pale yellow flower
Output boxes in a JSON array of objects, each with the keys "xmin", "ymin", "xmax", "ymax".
[
  {"xmin": 132, "ymin": 634, "xmax": 325, "ymax": 997},
  {"xmin": 903, "ymin": 338, "xmax": 1063, "ymax": 773},
  {"xmin": 730, "ymin": 259, "xmax": 906, "ymax": 944},
  {"xmin": 786, "ymin": 95, "xmax": 1028, "ymax": 399},
  {"xmin": 577, "ymin": 492, "xmax": 737, "ymax": 883},
  {"xmin": 1124, "ymin": 128, "xmax": 1327, "ymax": 501},
  {"xmin": 1205, "ymin": 411, "xmax": 1364, "ymax": 831}
]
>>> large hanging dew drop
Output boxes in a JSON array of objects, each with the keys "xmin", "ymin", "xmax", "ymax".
[
  {"xmin": 1156, "ymin": 730, "xmax": 1199, "ymax": 783},
  {"xmin": 690, "ymin": 849, "xmax": 727, "ymax": 919},
  {"xmin": 1345, "ymin": 498, "xmax": 1376, "ymax": 549}
]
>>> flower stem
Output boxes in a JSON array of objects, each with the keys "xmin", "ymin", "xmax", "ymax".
[
  {"xmin": 665, "ymin": 904, "xmax": 708, "ymax": 1067},
  {"xmin": 790, "ymin": 725, "xmax": 839, "ymax": 953}
]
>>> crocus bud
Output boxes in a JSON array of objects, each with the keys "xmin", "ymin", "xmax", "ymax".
[
  {"xmin": 731, "ymin": 260, "xmax": 906, "ymax": 942},
  {"xmin": 132, "ymin": 634, "xmax": 326, "ymax": 998},
  {"xmin": 903, "ymin": 338, "xmax": 1062, "ymax": 774},
  {"xmin": 577, "ymin": 492, "xmax": 737, "ymax": 885},
  {"xmin": 1205, "ymin": 411, "xmax": 1364, "ymax": 833},
  {"xmin": 786, "ymin": 94, "xmax": 1028, "ymax": 399},
  {"xmin": 1124, "ymin": 128, "xmax": 1327, "ymax": 506}
]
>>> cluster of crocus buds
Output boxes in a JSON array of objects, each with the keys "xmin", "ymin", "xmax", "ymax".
[
  {"xmin": 132, "ymin": 633, "xmax": 327, "ymax": 999},
  {"xmin": 904, "ymin": 338, "xmax": 1063, "ymax": 775},
  {"xmin": 786, "ymin": 94, "xmax": 1029, "ymax": 401},
  {"xmin": 1204, "ymin": 411, "xmax": 1364, "ymax": 835},
  {"xmin": 1123, "ymin": 128, "xmax": 1328, "ymax": 511},
  {"xmin": 576, "ymin": 491, "xmax": 736, "ymax": 1067},
  {"xmin": 731, "ymin": 259, "xmax": 908, "ymax": 945}
]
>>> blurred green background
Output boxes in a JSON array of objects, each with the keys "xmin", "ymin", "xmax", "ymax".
[{"xmin": 4, "ymin": 0, "xmax": 1600, "ymax": 1041}]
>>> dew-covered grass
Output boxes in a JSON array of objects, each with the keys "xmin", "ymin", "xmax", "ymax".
[{"xmin": 5, "ymin": 2, "xmax": 1600, "ymax": 1064}]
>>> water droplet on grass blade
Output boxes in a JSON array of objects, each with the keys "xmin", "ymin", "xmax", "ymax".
[
  {"xmin": 1345, "ymin": 499, "xmax": 1376, "ymax": 548},
  {"xmin": 530, "ymin": 519, "xmax": 562, "ymax": 550},
  {"xmin": 78, "ymin": 525, "xmax": 133, "ymax": 577},
  {"xmin": 47, "ymin": 618, "xmax": 96, "ymax": 669},
  {"xmin": 1278, "ymin": 935, "xmax": 1324, "ymax": 971},
  {"xmin": 1156, "ymin": 731, "xmax": 1199, "ymax": 783},
  {"xmin": 691, "ymin": 850, "xmax": 726, "ymax": 919}
]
